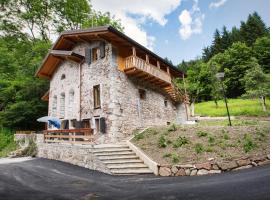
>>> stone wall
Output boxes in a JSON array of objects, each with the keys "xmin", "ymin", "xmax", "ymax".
[
  {"xmin": 48, "ymin": 40, "xmax": 186, "ymax": 144},
  {"xmin": 36, "ymin": 134, "xmax": 111, "ymax": 174},
  {"xmin": 158, "ymin": 155, "xmax": 270, "ymax": 176}
]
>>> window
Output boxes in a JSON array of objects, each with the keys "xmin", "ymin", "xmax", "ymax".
[
  {"xmin": 52, "ymin": 95, "xmax": 57, "ymax": 117},
  {"xmin": 164, "ymin": 99, "xmax": 168, "ymax": 107},
  {"xmin": 60, "ymin": 93, "xmax": 65, "ymax": 118},
  {"xmin": 68, "ymin": 89, "xmax": 74, "ymax": 118},
  {"xmin": 92, "ymin": 47, "xmax": 99, "ymax": 62},
  {"xmin": 93, "ymin": 85, "xmax": 101, "ymax": 109},
  {"xmin": 61, "ymin": 74, "xmax": 66, "ymax": 80},
  {"xmin": 139, "ymin": 89, "xmax": 146, "ymax": 100}
]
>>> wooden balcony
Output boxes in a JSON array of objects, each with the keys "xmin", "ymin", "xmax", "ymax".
[
  {"xmin": 124, "ymin": 55, "xmax": 172, "ymax": 87},
  {"xmin": 44, "ymin": 128, "xmax": 94, "ymax": 145}
]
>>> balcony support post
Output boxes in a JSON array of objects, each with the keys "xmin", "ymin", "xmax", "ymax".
[
  {"xmin": 145, "ymin": 54, "xmax": 149, "ymax": 64},
  {"xmin": 132, "ymin": 47, "xmax": 136, "ymax": 56},
  {"xmin": 157, "ymin": 61, "xmax": 160, "ymax": 69},
  {"xmin": 166, "ymin": 67, "xmax": 170, "ymax": 75}
]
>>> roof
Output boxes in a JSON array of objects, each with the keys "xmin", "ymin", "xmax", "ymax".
[{"xmin": 36, "ymin": 25, "xmax": 184, "ymax": 79}]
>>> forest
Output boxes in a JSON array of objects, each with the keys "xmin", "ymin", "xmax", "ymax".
[{"xmin": 177, "ymin": 12, "xmax": 270, "ymax": 113}]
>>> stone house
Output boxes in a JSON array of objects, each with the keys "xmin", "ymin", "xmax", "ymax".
[{"xmin": 36, "ymin": 26, "xmax": 187, "ymax": 144}]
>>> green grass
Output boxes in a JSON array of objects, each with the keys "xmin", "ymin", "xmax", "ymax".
[
  {"xmin": 195, "ymin": 99, "xmax": 270, "ymax": 117},
  {"xmin": 0, "ymin": 128, "xmax": 18, "ymax": 158}
]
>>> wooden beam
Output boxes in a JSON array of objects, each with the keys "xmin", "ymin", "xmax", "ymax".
[
  {"xmin": 157, "ymin": 61, "xmax": 160, "ymax": 69},
  {"xmin": 146, "ymin": 54, "xmax": 149, "ymax": 64},
  {"xmin": 167, "ymin": 67, "xmax": 170, "ymax": 75},
  {"xmin": 132, "ymin": 47, "xmax": 136, "ymax": 56}
]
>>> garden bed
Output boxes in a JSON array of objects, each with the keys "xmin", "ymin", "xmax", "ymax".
[{"xmin": 132, "ymin": 120, "xmax": 270, "ymax": 166}]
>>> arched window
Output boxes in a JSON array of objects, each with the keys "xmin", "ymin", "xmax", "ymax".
[
  {"xmin": 68, "ymin": 89, "xmax": 74, "ymax": 118},
  {"xmin": 52, "ymin": 95, "xmax": 57, "ymax": 117},
  {"xmin": 60, "ymin": 93, "xmax": 65, "ymax": 118}
]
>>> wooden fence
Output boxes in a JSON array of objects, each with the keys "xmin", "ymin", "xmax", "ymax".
[{"xmin": 44, "ymin": 128, "xmax": 94, "ymax": 145}]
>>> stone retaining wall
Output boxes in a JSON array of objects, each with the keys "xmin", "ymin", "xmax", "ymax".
[
  {"xmin": 36, "ymin": 134, "xmax": 111, "ymax": 174},
  {"xmin": 158, "ymin": 155, "xmax": 270, "ymax": 176}
]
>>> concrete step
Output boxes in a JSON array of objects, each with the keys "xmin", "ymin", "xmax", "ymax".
[
  {"xmin": 107, "ymin": 163, "xmax": 147, "ymax": 169},
  {"xmin": 94, "ymin": 151, "xmax": 134, "ymax": 156},
  {"xmin": 93, "ymin": 148, "xmax": 130, "ymax": 153},
  {"xmin": 111, "ymin": 168, "xmax": 153, "ymax": 175},
  {"xmin": 98, "ymin": 155, "xmax": 139, "ymax": 160},
  {"xmin": 102, "ymin": 159, "xmax": 143, "ymax": 164}
]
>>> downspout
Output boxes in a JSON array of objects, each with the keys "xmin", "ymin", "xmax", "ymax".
[{"xmin": 79, "ymin": 60, "xmax": 84, "ymax": 121}]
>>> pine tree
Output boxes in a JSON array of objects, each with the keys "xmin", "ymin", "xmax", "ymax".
[
  {"xmin": 240, "ymin": 12, "xmax": 269, "ymax": 46},
  {"xmin": 220, "ymin": 26, "xmax": 232, "ymax": 51},
  {"xmin": 212, "ymin": 29, "xmax": 223, "ymax": 55}
]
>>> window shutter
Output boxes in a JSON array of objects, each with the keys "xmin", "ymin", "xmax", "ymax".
[
  {"xmin": 100, "ymin": 42, "xmax": 105, "ymax": 58},
  {"xmin": 100, "ymin": 117, "xmax": 106, "ymax": 134},
  {"xmin": 85, "ymin": 48, "xmax": 92, "ymax": 64}
]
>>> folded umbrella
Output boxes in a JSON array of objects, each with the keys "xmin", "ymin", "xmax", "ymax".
[{"xmin": 37, "ymin": 116, "xmax": 61, "ymax": 129}]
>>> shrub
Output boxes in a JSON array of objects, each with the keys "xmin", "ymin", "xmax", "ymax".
[
  {"xmin": 167, "ymin": 123, "xmax": 177, "ymax": 132},
  {"xmin": 163, "ymin": 153, "xmax": 172, "ymax": 158},
  {"xmin": 194, "ymin": 143, "xmax": 204, "ymax": 154},
  {"xmin": 205, "ymin": 146, "xmax": 213, "ymax": 152},
  {"xmin": 208, "ymin": 135, "xmax": 215, "ymax": 144},
  {"xmin": 173, "ymin": 136, "xmax": 189, "ymax": 148},
  {"xmin": 158, "ymin": 135, "xmax": 167, "ymax": 148},
  {"xmin": 22, "ymin": 138, "xmax": 37, "ymax": 157},
  {"xmin": 134, "ymin": 132, "xmax": 144, "ymax": 141},
  {"xmin": 243, "ymin": 134, "xmax": 255, "ymax": 153},
  {"xmin": 223, "ymin": 133, "xmax": 230, "ymax": 140},
  {"xmin": 171, "ymin": 153, "xmax": 180, "ymax": 164},
  {"xmin": 196, "ymin": 131, "xmax": 208, "ymax": 137}
]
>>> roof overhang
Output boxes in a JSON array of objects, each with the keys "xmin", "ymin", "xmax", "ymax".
[
  {"xmin": 36, "ymin": 26, "xmax": 184, "ymax": 79},
  {"xmin": 36, "ymin": 50, "xmax": 84, "ymax": 79},
  {"xmin": 41, "ymin": 90, "xmax": 49, "ymax": 101}
]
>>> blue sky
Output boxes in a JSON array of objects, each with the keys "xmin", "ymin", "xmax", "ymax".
[{"xmin": 92, "ymin": 0, "xmax": 270, "ymax": 65}]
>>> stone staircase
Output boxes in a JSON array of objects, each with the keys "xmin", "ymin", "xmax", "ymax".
[{"xmin": 93, "ymin": 143, "xmax": 153, "ymax": 175}]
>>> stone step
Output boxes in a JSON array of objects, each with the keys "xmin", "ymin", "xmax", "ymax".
[
  {"xmin": 111, "ymin": 168, "xmax": 153, "ymax": 175},
  {"xmin": 94, "ymin": 151, "xmax": 134, "ymax": 156},
  {"xmin": 93, "ymin": 148, "xmax": 132, "ymax": 154},
  {"xmin": 107, "ymin": 163, "xmax": 147, "ymax": 169},
  {"xmin": 102, "ymin": 158, "xmax": 143, "ymax": 164},
  {"xmin": 98, "ymin": 155, "xmax": 139, "ymax": 160},
  {"xmin": 94, "ymin": 144, "xmax": 129, "ymax": 149}
]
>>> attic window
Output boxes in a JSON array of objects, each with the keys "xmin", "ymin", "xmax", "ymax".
[
  {"xmin": 61, "ymin": 74, "xmax": 66, "ymax": 80},
  {"xmin": 139, "ymin": 89, "xmax": 146, "ymax": 100}
]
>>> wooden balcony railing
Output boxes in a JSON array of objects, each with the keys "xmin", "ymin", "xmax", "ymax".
[
  {"xmin": 44, "ymin": 128, "xmax": 93, "ymax": 145},
  {"xmin": 125, "ymin": 56, "xmax": 171, "ymax": 84}
]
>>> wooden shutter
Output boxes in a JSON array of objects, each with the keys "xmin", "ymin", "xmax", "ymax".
[
  {"xmin": 100, "ymin": 42, "xmax": 105, "ymax": 58},
  {"xmin": 75, "ymin": 120, "xmax": 83, "ymax": 128},
  {"xmin": 100, "ymin": 117, "xmax": 106, "ymax": 134},
  {"xmin": 85, "ymin": 48, "xmax": 92, "ymax": 64}
]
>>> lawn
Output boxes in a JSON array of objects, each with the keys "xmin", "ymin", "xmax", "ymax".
[
  {"xmin": 195, "ymin": 99, "xmax": 270, "ymax": 117},
  {"xmin": 132, "ymin": 120, "xmax": 270, "ymax": 165}
]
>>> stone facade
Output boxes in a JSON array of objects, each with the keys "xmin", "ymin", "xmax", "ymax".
[{"xmin": 48, "ymin": 41, "xmax": 186, "ymax": 144}]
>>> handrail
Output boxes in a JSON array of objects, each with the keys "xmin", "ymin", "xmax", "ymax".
[{"xmin": 125, "ymin": 56, "xmax": 171, "ymax": 84}]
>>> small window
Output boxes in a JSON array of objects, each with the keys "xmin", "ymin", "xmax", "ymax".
[
  {"xmin": 61, "ymin": 74, "xmax": 66, "ymax": 80},
  {"xmin": 52, "ymin": 95, "xmax": 57, "ymax": 117},
  {"xmin": 93, "ymin": 85, "xmax": 101, "ymax": 109},
  {"xmin": 92, "ymin": 47, "xmax": 99, "ymax": 62},
  {"xmin": 60, "ymin": 93, "xmax": 65, "ymax": 118},
  {"xmin": 164, "ymin": 99, "xmax": 168, "ymax": 107},
  {"xmin": 139, "ymin": 89, "xmax": 146, "ymax": 100}
]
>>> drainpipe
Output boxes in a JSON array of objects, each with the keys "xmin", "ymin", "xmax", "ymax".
[{"xmin": 79, "ymin": 60, "xmax": 84, "ymax": 121}]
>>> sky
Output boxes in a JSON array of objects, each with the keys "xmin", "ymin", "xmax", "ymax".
[{"xmin": 91, "ymin": 0, "xmax": 270, "ymax": 65}]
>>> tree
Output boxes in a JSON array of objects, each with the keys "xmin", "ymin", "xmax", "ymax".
[
  {"xmin": 242, "ymin": 63, "xmax": 270, "ymax": 111},
  {"xmin": 239, "ymin": 12, "xmax": 269, "ymax": 46},
  {"xmin": 253, "ymin": 36, "xmax": 270, "ymax": 73},
  {"xmin": 220, "ymin": 26, "xmax": 232, "ymax": 52}
]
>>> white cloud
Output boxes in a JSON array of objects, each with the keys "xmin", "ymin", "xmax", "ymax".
[
  {"xmin": 91, "ymin": 0, "xmax": 181, "ymax": 50},
  {"xmin": 178, "ymin": 0, "xmax": 205, "ymax": 40},
  {"xmin": 209, "ymin": 0, "xmax": 227, "ymax": 9}
]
